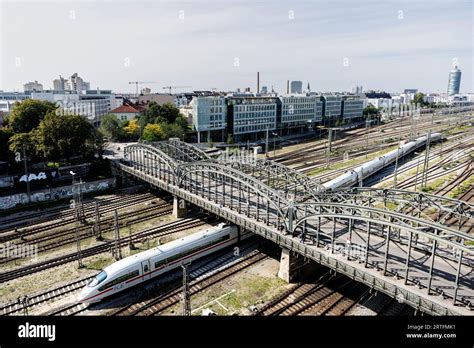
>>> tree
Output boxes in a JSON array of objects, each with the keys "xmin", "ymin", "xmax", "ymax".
[
  {"xmin": 35, "ymin": 112, "xmax": 94, "ymax": 161},
  {"xmin": 363, "ymin": 105, "xmax": 379, "ymax": 117},
  {"xmin": 8, "ymin": 99, "xmax": 57, "ymax": 133},
  {"xmin": 158, "ymin": 103, "xmax": 180, "ymax": 124},
  {"xmin": 142, "ymin": 124, "xmax": 164, "ymax": 142},
  {"xmin": 100, "ymin": 114, "xmax": 122, "ymax": 141},
  {"xmin": 0, "ymin": 127, "xmax": 14, "ymax": 161},
  {"xmin": 8, "ymin": 132, "xmax": 38, "ymax": 161},
  {"xmin": 123, "ymin": 119, "xmax": 140, "ymax": 140},
  {"xmin": 413, "ymin": 92, "xmax": 428, "ymax": 107},
  {"xmin": 161, "ymin": 123, "xmax": 184, "ymax": 139},
  {"xmin": 175, "ymin": 114, "xmax": 189, "ymax": 132}
]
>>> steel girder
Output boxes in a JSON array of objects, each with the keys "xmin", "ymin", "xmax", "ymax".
[
  {"xmin": 149, "ymin": 139, "xmax": 210, "ymax": 163},
  {"xmin": 319, "ymin": 187, "xmax": 473, "ymax": 227},
  {"xmin": 217, "ymin": 157, "xmax": 325, "ymax": 202},
  {"xmin": 290, "ymin": 202, "xmax": 474, "ymax": 254},
  {"xmin": 177, "ymin": 161, "xmax": 289, "ymax": 227}
]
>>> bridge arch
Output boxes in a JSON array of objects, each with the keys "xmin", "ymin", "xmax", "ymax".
[
  {"xmin": 124, "ymin": 144, "xmax": 177, "ymax": 184},
  {"xmin": 177, "ymin": 161, "xmax": 290, "ymax": 229}
]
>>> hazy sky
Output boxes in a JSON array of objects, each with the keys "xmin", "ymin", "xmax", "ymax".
[{"xmin": 1, "ymin": 0, "xmax": 472, "ymax": 94}]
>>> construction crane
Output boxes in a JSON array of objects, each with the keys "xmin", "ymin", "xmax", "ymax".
[
  {"xmin": 128, "ymin": 81, "xmax": 158, "ymax": 95},
  {"xmin": 162, "ymin": 86, "xmax": 192, "ymax": 94}
]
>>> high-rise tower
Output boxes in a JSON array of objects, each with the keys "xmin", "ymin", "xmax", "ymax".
[{"xmin": 447, "ymin": 65, "xmax": 461, "ymax": 96}]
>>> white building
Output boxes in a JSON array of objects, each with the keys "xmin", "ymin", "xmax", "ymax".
[
  {"xmin": 68, "ymin": 73, "xmax": 90, "ymax": 93},
  {"xmin": 0, "ymin": 92, "xmax": 31, "ymax": 114},
  {"xmin": 53, "ymin": 75, "xmax": 68, "ymax": 90},
  {"xmin": 351, "ymin": 85, "xmax": 363, "ymax": 94},
  {"xmin": 23, "ymin": 81, "xmax": 43, "ymax": 92},
  {"xmin": 110, "ymin": 104, "xmax": 145, "ymax": 121},
  {"xmin": 30, "ymin": 90, "xmax": 114, "ymax": 125}
]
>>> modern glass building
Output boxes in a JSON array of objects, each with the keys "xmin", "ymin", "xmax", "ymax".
[
  {"xmin": 227, "ymin": 97, "xmax": 278, "ymax": 138},
  {"xmin": 190, "ymin": 96, "xmax": 227, "ymax": 142},
  {"xmin": 342, "ymin": 96, "xmax": 364, "ymax": 122},
  {"xmin": 447, "ymin": 66, "xmax": 461, "ymax": 96},
  {"xmin": 281, "ymin": 95, "xmax": 318, "ymax": 126},
  {"xmin": 290, "ymin": 81, "xmax": 303, "ymax": 94}
]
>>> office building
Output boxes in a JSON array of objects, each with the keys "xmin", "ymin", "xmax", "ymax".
[
  {"xmin": 447, "ymin": 65, "xmax": 462, "ymax": 96},
  {"xmin": 280, "ymin": 95, "xmax": 322, "ymax": 128},
  {"xmin": 342, "ymin": 96, "xmax": 364, "ymax": 123},
  {"xmin": 190, "ymin": 96, "xmax": 227, "ymax": 143},
  {"xmin": 321, "ymin": 94, "xmax": 342, "ymax": 125},
  {"xmin": 68, "ymin": 73, "xmax": 90, "ymax": 93},
  {"xmin": 53, "ymin": 75, "xmax": 68, "ymax": 90},
  {"xmin": 227, "ymin": 97, "xmax": 278, "ymax": 141},
  {"xmin": 290, "ymin": 81, "xmax": 303, "ymax": 94}
]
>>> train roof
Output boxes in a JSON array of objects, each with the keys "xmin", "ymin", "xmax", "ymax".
[{"xmin": 103, "ymin": 223, "xmax": 230, "ymax": 274}]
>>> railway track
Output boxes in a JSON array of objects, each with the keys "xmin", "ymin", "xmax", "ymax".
[
  {"xmin": 0, "ymin": 212, "xmax": 213, "ymax": 283},
  {"xmin": 47, "ymin": 302, "xmax": 89, "ymax": 316},
  {"xmin": 0, "ymin": 193, "xmax": 166, "ymax": 242},
  {"xmin": 0, "ymin": 190, "xmax": 155, "ymax": 232},
  {"xmin": 0, "ymin": 203, "xmax": 173, "ymax": 264},
  {"xmin": 271, "ymin": 117, "xmax": 462, "ymax": 166},
  {"xmin": 0, "ymin": 275, "xmax": 96, "ymax": 316}
]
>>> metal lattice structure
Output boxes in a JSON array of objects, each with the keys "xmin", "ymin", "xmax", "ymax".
[{"xmin": 120, "ymin": 140, "xmax": 474, "ymax": 315}]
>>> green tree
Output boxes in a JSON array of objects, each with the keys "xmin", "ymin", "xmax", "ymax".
[
  {"xmin": 363, "ymin": 105, "xmax": 379, "ymax": 118},
  {"xmin": 142, "ymin": 123, "xmax": 164, "ymax": 142},
  {"xmin": 8, "ymin": 132, "xmax": 38, "ymax": 160},
  {"xmin": 0, "ymin": 127, "xmax": 14, "ymax": 161},
  {"xmin": 100, "ymin": 114, "xmax": 122, "ymax": 141},
  {"xmin": 162, "ymin": 123, "xmax": 184, "ymax": 139},
  {"xmin": 35, "ymin": 112, "xmax": 94, "ymax": 161},
  {"xmin": 175, "ymin": 114, "xmax": 189, "ymax": 132},
  {"xmin": 413, "ymin": 92, "xmax": 428, "ymax": 107},
  {"xmin": 8, "ymin": 99, "xmax": 57, "ymax": 133},
  {"xmin": 158, "ymin": 103, "xmax": 180, "ymax": 124},
  {"xmin": 123, "ymin": 119, "xmax": 140, "ymax": 140}
]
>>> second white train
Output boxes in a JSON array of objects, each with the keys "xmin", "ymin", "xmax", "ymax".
[{"xmin": 323, "ymin": 133, "xmax": 442, "ymax": 191}]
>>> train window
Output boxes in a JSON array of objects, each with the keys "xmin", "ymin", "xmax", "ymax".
[
  {"xmin": 97, "ymin": 270, "xmax": 139, "ymax": 292},
  {"xmin": 143, "ymin": 264, "xmax": 149, "ymax": 273},
  {"xmin": 164, "ymin": 234, "xmax": 232, "ymax": 265},
  {"xmin": 154, "ymin": 259, "xmax": 167, "ymax": 269},
  {"xmin": 88, "ymin": 271, "xmax": 107, "ymax": 287}
]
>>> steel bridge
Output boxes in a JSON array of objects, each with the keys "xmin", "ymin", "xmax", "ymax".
[{"xmin": 116, "ymin": 139, "xmax": 474, "ymax": 315}]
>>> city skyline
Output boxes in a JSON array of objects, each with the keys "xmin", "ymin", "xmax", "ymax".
[{"xmin": 1, "ymin": 0, "xmax": 472, "ymax": 94}]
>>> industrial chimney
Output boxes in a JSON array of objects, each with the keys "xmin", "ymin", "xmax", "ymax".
[{"xmin": 257, "ymin": 72, "xmax": 260, "ymax": 94}]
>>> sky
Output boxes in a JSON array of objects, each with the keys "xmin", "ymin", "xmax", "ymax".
[{"xmin": 0, "ymin": 0, "xmax": 472, "ymax": 94}]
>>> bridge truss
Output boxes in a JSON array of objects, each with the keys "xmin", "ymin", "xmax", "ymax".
[{"xmin": 120, "ymin": 140, "xmax": 474, "ymax": 315}]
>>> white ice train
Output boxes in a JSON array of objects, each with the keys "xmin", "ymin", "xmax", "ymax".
[
  {"xmin": 323, "ymin": 133, "xmax": 442, "ymax": 191},
  {"xmin": 77, "ymin": 223, "xmax": 239, "ymax": 303}
]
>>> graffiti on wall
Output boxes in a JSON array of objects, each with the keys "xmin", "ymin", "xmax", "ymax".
[{"xmin": 0, "ymin": 178, "xmax": 116, "ymax": 210}]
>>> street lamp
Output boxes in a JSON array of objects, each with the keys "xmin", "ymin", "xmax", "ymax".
[{"xmin": 271, "ymin": 132, "xmax": 278, "ymax": 157}]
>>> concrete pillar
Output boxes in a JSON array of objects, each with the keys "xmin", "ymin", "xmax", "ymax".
[
  {"xmin": 172, "ymin": 196, "xmax": 187, "ymax": 218},
  {"xmin": 278, "ymin": 248, "xmax": 321, "ymax": 283}
]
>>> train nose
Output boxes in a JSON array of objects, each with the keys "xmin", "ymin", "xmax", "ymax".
[{"xmin": 76, "ymin": 287, "xmax": 92, "ymax": 303}]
